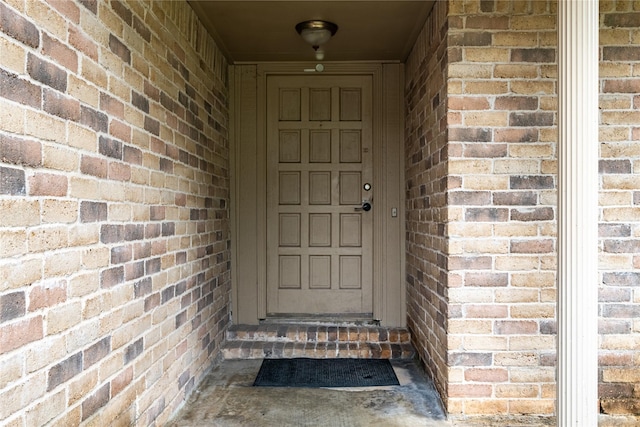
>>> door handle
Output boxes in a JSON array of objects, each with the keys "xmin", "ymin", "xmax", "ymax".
[{"xmin": 354, "ymin": 200, "xmax": 372, "ymax": 212}]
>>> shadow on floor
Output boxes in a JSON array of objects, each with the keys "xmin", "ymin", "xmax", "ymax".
[{"xmin": 167, "ymin": 358, "xmax": 450, "ymax": 426}]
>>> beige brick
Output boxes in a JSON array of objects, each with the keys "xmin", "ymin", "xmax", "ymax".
[
  {"xmin": 494, "ymin": 352, "xmax": 539, "ymax": 367},
  {"xmin": 100, "ymin": 181, "xmax": 127, "ymax": 202},
  {"xmin": 69, "ymin": 224, "xmax": 100, "ymax": 247},
  {"xmin": 41, "ymin": 199, "xmax": 77, "ymax": 224},
  {"xmin": 599, "ymin": 191, "xmax": 633, "ymax": 206},
  {"xmin": 509, "ymin": 336, "xmax": 555, "ymax": 351},
  {"xmin": 68, "ymin": 122, "xmax": 98, "ymax": 152},
  {"xmin": 68, "ymin": 74, "xmax": 99, "ymax": 107},
  {"xmin": 493, "ymin": 159, "xmax": 539, "ymax": 174},
  {"xmin": 0, "ymin": 229, "xmax": 27, "ymax": 257},
  {"xmin": 464, "ymin": 111, "xmax": 508, "ymax": 126},
  {"xmin": 46, "ymin": 301, "xmax": 82, "ymax": 334},
  {"xmin": 511, "ymin": 15, "xmax": 556, "ymax": 30},
  {"xmin": 0, "ymin": 371, "xmax": 47, "ymax": 420},
  {"xmin": 83, "ymin": 293, "xmax": 111, "ymax": 320},
  {"xmin": 449, "ymin": 319, "xmax": 493, "ymax": 334},
  {"xmin": 509, "ymin": 399, "xmax": 555, "ymax": 415},
  {"xmin": 65, "ymin": 319, "xmax": 99, "ymax": 354},
  {"xmin": 600, "ymin": 95, "xmax": 633, "ymax": 110},
  {"xmin": 0, "ymin": 258, "xmax": 42, "ymax": 293},
  {"xmin": 68, "ymin": 271, "xmax": 100, "ymax": 298},
  {"xmin": 511, "ymin": 272, "xmax": 556, "ymax": 288},
  {"xmin": 602, "ymin": 111, "xmax": 640, "ymax": 125},
  {"xmin": 449, "ymin": 159, "xmax": 492, "ymax": 174},
  {"xmin": 601, "ymin": 142, "xmax": 640, "ymax": 157},
  {"xmin": 0, "ymin": 352, "xmax": 24, "ymax": 389},
  {"xmin": 541, "ymin": 384, "xmax": 556, "ymax": 399},
  {"xmin": 495, "ymin": 288, "xmax": 539, "ymax": 303},
  {"xmin": 600, "ymin": 62, "xmax": 633, "ymax": 78},
  {"xmin": 449, "ymin": 288, "xmax": 493, "ymax": 304},
  {"xmin": 130, "ymin": 166, "xmax": 150, "ymax": 186},
  {"xmin": 540, "ymin": 64, "xmax": 558, "ymax": 79},
  {"xmin": 599, "ymin": 253, "xmax": 634, "ymax": 270},
  {"xmin": 510, "ymin": 81, "xmax": 555, "ymax": 95},
  {"xmin": 539, "ymin": 161, "xmax": 557, "ymax": 178},
  {"xmin": 540, "ymin": 289, "xmax": 556, "ymax": 303},
  {"xmin": 463, "ymin": 399, "xmax": 509, "ymax": 415},
  {"xmin": 464, "ymin": 80, "xmax": 509, "ymax": 95},
  {"xmin": 449, "ymin": 64, "xmax": 493, "ymax": 79},
  {"xmin": 0, "ymin": 200, "xmax": 39, "ymax": 226},
  {"xmin": 0, "ymin": 36, "xmax": 26, "ymax": 73},
  {"xmin": 0, "ymin": 98, "xmax": 25, "ymax": 133},
  {"xmin": 28, "ymin": 226, "xmax": 69, "ymax": 253},
  {"xmin": 496, "ymin": 384, "xmax": 539, "ymax": 398},
  {"xmin": 510, "ymin": 367, "xmax": 555, "ymax": 383},
  {"xmin": 25, "ymin": 0, "xmax": 67, "ymax": 40},
  {"xmin": 603, "ymin": 207, "xmax": 640, "ymax": 222},
  {"xmin": 44, "ymin": 250, "xmax": 82, "ymax": 277},
  {"xmin": 69, "ymin": 176, "xmax": 100, "ymax": 199},
  {"xmin": 464, "ymin": 238, "xmax": 509, "ymax": 254},
  {"xmin": 603, "ymin": 368, "xmax": 640, "ymax": 383},
  {"xmin": 495, "ymin": 256, "xmax": 540, "ymax": 271},
  {"xmin": 107, "ymin": 203, "xmax": 132, "ymax": 222},
  {"xmin": 447, "ymin": 81, "xmax": 463, "ymax": 95},
  {"xmin": 464, "ymin": 335, "xmax": 509, "ymax": 351},
  {"xmin": 68, "ymin": 369, "xmax": 98, "ymax": 405},
  {"xmin": 493, "ymin": 32, "xmax": 538, "ymax": 47},
  {"xmin": 538, "ymin": 193, "xmax": 558, "ymax": 208},
  {"xmin": 509, "ymin": 144, "xmax": 554, "ymax": 158},
  {"xmin": 601, "ymin": 28, "xmax": 634, "ymax": 45},
  {"xmin": 24, "ymin": 110, "xmax": 66, "ymax": 143},
  {"xmin": 465, "ymin": 48, "xmax": 510, "ymax": 63},
  {"xmin": 448, "ymin": 223, "xmax": 493, "ymax": 237},
  {"xmin": 43, "ymin": 145, "xmax": 79, "ymax": 172},
  {"xmin": 109, "ymin": 75, "xmax": 130, "ymax": 101},
  {"xmin": 539, "ymin": 128, "xmax": 558, "ymax": 143},
  {"xmin": 494, "ymin": 64, "xmax": 539, "ymax": 79},
  {"xmin": 510, "ymin": 304, "xmax": 555, "ymax": 319},
  {"xmin": 82, "ymin": 247, "xmax": 110, "ymax": 269},
  {"xmin": 603, "ymin": 176, "xmax": 640, "ymax": 190},
  {"xmin": 25, "ymin": 389, "xmax": 66, "ymax": 426}
]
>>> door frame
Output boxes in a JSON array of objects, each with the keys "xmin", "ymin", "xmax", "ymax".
[{"xmin": 230, "ymin": 61, "xmax": 406, "ymax": 326}]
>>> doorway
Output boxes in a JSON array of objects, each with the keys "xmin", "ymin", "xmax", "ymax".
[
  {"xmin": 266, "ymin": 75, "xmax": 374, "ymax": 317},
  {"xmin": 230, "ymin": 63, "xmax": 405, "ymax": 326}
]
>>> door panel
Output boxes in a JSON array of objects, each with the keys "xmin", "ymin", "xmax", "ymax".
[{"xmin": 266, "ymin": 75, "xmax": 373, "ymax": 316}]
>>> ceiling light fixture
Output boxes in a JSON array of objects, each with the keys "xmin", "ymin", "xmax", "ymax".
[{"xmin": 295, "ymin": 20, "xmax": 338, "ymax": 60}]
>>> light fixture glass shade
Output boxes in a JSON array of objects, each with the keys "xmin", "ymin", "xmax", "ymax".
[
  {"xmin": 295, "ymin": 20, "xmax": 338, "ymax": 48},
  {"xmin": 299, "ymin": 28, "xmax": 333, "ymax": 46}
]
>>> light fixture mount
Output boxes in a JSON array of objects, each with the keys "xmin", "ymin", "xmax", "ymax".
[{"xmin": 295, "ymin": 20, "xmax": 338, "ymax": 51}]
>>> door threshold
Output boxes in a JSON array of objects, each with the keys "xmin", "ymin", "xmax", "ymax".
[{"xmin": 262, "ymin": 313, "xmax": 377, "ymax": 326}]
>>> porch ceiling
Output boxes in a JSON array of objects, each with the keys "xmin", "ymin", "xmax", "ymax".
[{"xmin": 188, "ymin": 0, "xmax": 435, "ymax": 63}]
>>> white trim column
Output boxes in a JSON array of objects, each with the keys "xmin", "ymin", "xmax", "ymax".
[{"xmin": 557, "ymin": 1, "xmax": 599, "ymax": 425}]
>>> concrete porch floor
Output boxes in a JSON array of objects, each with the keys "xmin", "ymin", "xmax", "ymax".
[
  {"xmin": 166, "ymin": 358, "xmax": 640, "ymax": 426},
  {"xmin": 167, "ymin": 358, "xmax": 450, "ymax": 426}
]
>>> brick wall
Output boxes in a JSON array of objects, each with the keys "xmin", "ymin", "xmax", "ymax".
[
  {"xmin": 406, "ymin": 0, "xmax": 640, "ymax": 421},
  {"xmin": 404, "ymin": 0, "xmax": 450, "ymax": 404},
  {"xmin": 445, "ymin": 0, "xmax": 558, "ymax": 417},
  {"xmin": 0, "ymin": 0, "xmax": 230, "ymax": 425},
  {"xmin": 598, "ymin": 2, "xmax": 640, "ymax": 417}
]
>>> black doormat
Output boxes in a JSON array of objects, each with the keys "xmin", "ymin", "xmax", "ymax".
[{"xmin": 253, "ymin": 358, "xmax": 400, "ymax": 388}]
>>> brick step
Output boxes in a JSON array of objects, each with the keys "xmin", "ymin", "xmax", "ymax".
[{"xmin": 223, "ymin": 323, "xmax": 415, "ymax": 359}]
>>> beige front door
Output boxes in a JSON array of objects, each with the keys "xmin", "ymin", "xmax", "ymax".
[{"xmin": 266, "ymin": 75, "xmax": 373, "ymax": 316}]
